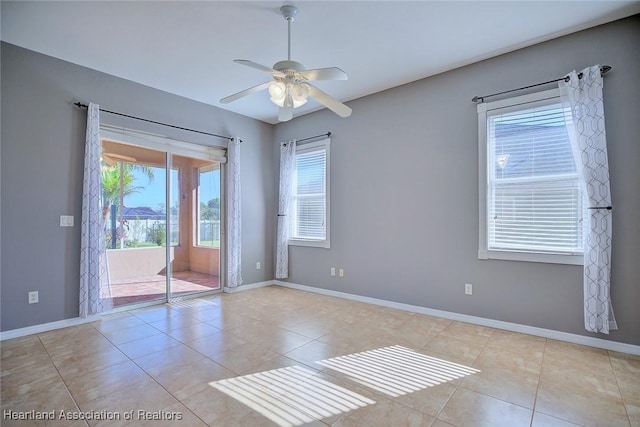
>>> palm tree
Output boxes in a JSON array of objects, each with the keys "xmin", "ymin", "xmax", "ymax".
[
  {"xmin": 101, "ymin": 162, "xmax": 154, "ymax": 208},
  {"xmin": 102, "ymin": 161, "xmax": 154, "ymax": 248}
]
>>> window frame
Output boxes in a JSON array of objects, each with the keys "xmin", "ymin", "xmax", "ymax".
[
  {"xmin": 289, "ymin": 138, "xmax": 331, "ymax": 249},
  {"xmin": 195, "ymin": 163, "xmax": 221, "ymax": 249},
  {"xmin": 477, "ymin": 88, "xmax": 584, "ymax": 265}
]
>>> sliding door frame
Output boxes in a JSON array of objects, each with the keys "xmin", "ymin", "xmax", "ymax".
[{"xmin": 99, "ymin": 125, "xmax": 227, "ymax": 311}]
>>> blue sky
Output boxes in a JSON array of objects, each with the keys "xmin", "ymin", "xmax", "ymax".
[{"xmin": 125, "ymin": 167, "xmax": 220, "ymax": 211}]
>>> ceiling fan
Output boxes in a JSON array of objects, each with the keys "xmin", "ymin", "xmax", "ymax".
[{"xmin": 220, "ymin": 5, "xmax": 352, "ymax": 122}]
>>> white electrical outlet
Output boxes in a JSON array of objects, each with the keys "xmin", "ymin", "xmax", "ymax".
[
  {"xmin": 465, "ymin": 284, "xmax": 473, "ymax": 295},
  {"xmin": 28, "ymin": 291, "xmax": 39, "ymax": 304},
  {"xmin": 256, "ymin": 262, "xmax": 261, "ymax": 270},
  {"xmin": 339, "ymin": 268, "xmax": 344, "ymax": 278},
  {"xmin": 330, "ymin": 267, "xmax": 336, "ymax": 276}
]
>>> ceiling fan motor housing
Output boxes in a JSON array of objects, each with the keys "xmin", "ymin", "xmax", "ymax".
[{"xmin": 273, "ymin": 60, "xmax": 305, "ymax": 73}]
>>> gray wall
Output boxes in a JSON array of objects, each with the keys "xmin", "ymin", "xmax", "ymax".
[
  {"xmin": 273, "ymin": 15, "xmax": 640, "ymax": 345},
  {"xmin": 1, "ymin": 42, "xmax": 276, "ymax": 331}
]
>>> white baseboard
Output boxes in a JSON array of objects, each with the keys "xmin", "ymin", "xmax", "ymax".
[
  {"xmin": 224, "ymin": 280, "xmax": 274, "ymax": 293},
  {"xmin": 0, "ymin": 315, "xmax": 100, "ymax": 341},
  {"xmin": 4, "ymin": 279, "xmax": 638, "ymax": 356},
  {"xmin": 274, "ymin": 280, "xmax": 640, "ymax": 356}
]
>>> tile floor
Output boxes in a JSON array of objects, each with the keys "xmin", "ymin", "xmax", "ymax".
[{"xmin": 1, "ymin": 285, "xmax": 638, "ymax": 426}]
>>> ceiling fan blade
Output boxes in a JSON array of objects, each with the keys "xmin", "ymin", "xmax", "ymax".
[
  {"xmin": 234, "ymin": 60, "xmax": 285, "ymax": 78},
  {"xmin": 220, "ymin": 81, "xmax": 271, "ymax": 104},
  {"xmin": 278, "ymin": 107, "xmax": 294, "ymax": 122},
  {"xmin": 300, "ymin": 67, "xmax": 348, "ymax": 81},
  {"xmin": 307, "ymin": 84, "xmax": 352, "ymax": 118}
]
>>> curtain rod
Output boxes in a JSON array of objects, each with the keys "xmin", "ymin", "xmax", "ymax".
[
  {"xmin": 283, "ymin": 132, "xmax": 332, "ymax": 146},
  {"xmin": 472, "ymin": 65, "xmax": 612, "ymax": 103},
  {"xmin": 74, "ymin": 102, "xmax": 235, "ymax": 141}
]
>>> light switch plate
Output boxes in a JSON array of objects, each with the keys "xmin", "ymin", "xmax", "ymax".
[{"xmin": 60, "ymin": 215, "xmax": 74, "ymax": 227}]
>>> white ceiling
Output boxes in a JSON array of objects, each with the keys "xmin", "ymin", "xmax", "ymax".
[{"xmin": 2, "ymin": 1, "xmax": 639, "ymax": 124}]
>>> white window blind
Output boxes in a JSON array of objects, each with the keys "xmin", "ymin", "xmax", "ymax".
[
  {"xmin": 486, "ymin": 97, "xmax": 584, "ymax": 256},
  {"xmin": 290, "ymin": 140, "xmax": 329, "ymax": 246}
]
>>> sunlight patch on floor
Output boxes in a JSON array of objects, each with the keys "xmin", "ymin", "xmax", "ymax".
[
  {"xmin": 316, "ymin": 345, "xmax": 480, "ymax": 397},
  {"xmin": 168, "ymin": 297, "xmax": 218, "ymax": 308},
  {"xmin": 210, "ymin": 365, "xmax": 375, "ymax": 427}
]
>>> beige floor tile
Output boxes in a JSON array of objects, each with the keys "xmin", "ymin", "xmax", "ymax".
[
  {"xmin": 1, "ymin": 335, "xmax": 47, "ymax": 360},
  {"xmin": 51, "ymin": 345, "xmax": 130, "ymax": 380},
  {"xmin": 625, "ymin": 400, "xmax": 640, "ymax": 427},
  {"xmin": 100, "ymin": 323, "xmax": 163, "ymax": 345},
  {"xmin": 239, "ymin": 354, "xmax": 323, "ymax": 376},
  {"xmin": 423, "ymin": 336, "xmax": 486, "ymax": 362},
  {"xmin": 280, "ymin": 319, "xmax": 335, "ymax": 340},
  {"xmin": 129, "ymin": 305, "xmax": 180, "ymax": 323},
  {"xmin": 539, "ymin": 362, "xmax": 622, "ymax": 401},
  {"xmin": 236, "ymin": 409, "xmax": 329, "ymax": 426},
  {"xmin": 439, "ymin": 321, "xmax": 495, "ymax": 343},
  {"xmin": 186, "ymin": 331, "xmax": 247, "ymax": 357},
  {"xmin": 181, "ymin": 387, "xmax": 254, "ymax": 425},
  {"xmin": 1, "ymin": 361, "xmax": 62, "ymax": 399},
  {"xmin": 123, "ymin": 402, "xmax": 207, "ymax": 426},
  {"xmin": 147, "ymin": 315, "xmax": 203, "ymax": 333},
  {"xmin": 485, "ymin": 330, "xmax": 546, "ymax": 357},
  {"xmin": 210, "ymin": 341, "xmax": 281, "ymax": 374},
  {"xmin": 536, "ymin": 364, "xmax": 629, "ymax": 426},
  {"xmin": 460, "ymin": 366, "xmax": 538, "ymax": 408},
  {"xmin": 1, "ymin": 380, "xmax": 86, "ymax": 427},
  {"xmin": 531, "ymin": 411, "xmax": 581, "ymax": 427},
  {"xmin": 610, "ymin": 351, "xmax": 640, "ymax": 403},
  {"xmin": 1, "ymin": 349, "xmax": 52, "ymax": 374},
  {"xmin": 438, "ymin": 388, "xmax": 532, "ymax": 426},
  {"xmin": 38, "ymin": 323, "xmax": 99, "ymax": 345},
  {"xmin": 116, "ymin": 333, "xmax": 181, "ymax": 359},
  {"xmin": 473, "ymin": 345, "xmax": 542, "ymax": 376},
  {"xmin": 390, "ymin": 381, "xmax": 457, "ymax": 418},
  {"xmin": 284, "ymin": 339, "xmax": 364, "ymax": 369},
  {"xmin": 41, "ymin": 333, "xmax": 116, "ymax": 360},
  {"xmin": 92, "ymin": 314, "xmax": 146, "ymax": 333},
  {"xmin": 148, "ymin": 357, "xmax": 236, "ymax": 400},
  {"xmin": 132, "ymin": 344, "xmax": 205, "ymax": 372},
  {"xmin": 65, "ymin": 360, "xmax": 149, "ymax": 404},
  {"xmin": 543, "ymin": 339, "xmax": 611, "ymax": 371},
  {"xmin": 432, "ymin": 420, "xmax": 456, "ymax": 427},
  {"xmin": 78, "ymin": 377, "xmax": 178, "ymax": 427},
  {"xmin": 332, "ymin": 396, "xmax": 435, "ymax": 427},
  {"xmin": 164, "ymin": 322, "xmax": 220, "ymax": 343}
]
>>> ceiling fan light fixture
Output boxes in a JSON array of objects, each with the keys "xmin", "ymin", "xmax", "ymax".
[
  {"xmin": 291, "ymin": 83, "xmax": 309, "ymax": 108},
  {"xmin": 268, "ymin": 81, "xmax": 308, "ymax": 108},
  {"xmin": 268, "ymin": 81, "xmax": 287, "ymax": 107}
]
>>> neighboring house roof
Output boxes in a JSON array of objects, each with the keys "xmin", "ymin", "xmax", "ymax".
[
  {"xmin": 494, "ymin": 123, "xmax": 575, "ymax": 178},
  {"xmin": 122, "ymin": 207, "xmax": 164, "ymax": 220}
]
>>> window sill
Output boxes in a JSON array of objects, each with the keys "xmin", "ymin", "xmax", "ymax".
[
  {"xmin": 479, "ymin": 249, "xmax": 583, "ymax": 265},
  {"xmin": 289, "ymin": 239, "xmax": 330, "ymax": 249}
]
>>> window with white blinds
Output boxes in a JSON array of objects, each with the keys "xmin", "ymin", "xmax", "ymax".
[
  {"xmin": 290, "ymin": 139, "xmax": 330, "ymax": 248},
  {"xmin": 478, "ymin": 89, "xmax": 585, "ymax": 264}
]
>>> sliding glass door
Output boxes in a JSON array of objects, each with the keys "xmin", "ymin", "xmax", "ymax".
[
  {"xmin": 100, "ymin": 131, "xmax": 223, "ymax": 309},
  {"xmin": 167, "ymin": 153, "xmax": 222, "ymax": 301}
]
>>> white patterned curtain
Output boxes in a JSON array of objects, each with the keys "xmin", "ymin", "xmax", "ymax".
[
  {"xmin": 559, "ymin": 65, "xmax": 617, "ymax": 334},
  {"xmin": 79, "ymin": 103, "xmax": 111, "ymax": 317},
  {"xmin": 226, "ymin": 137, "xmax": 242, "ymax": 288},
  {"xmin": 276, "ymin": 141, "xmax": 297, "ymax": 279}
]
